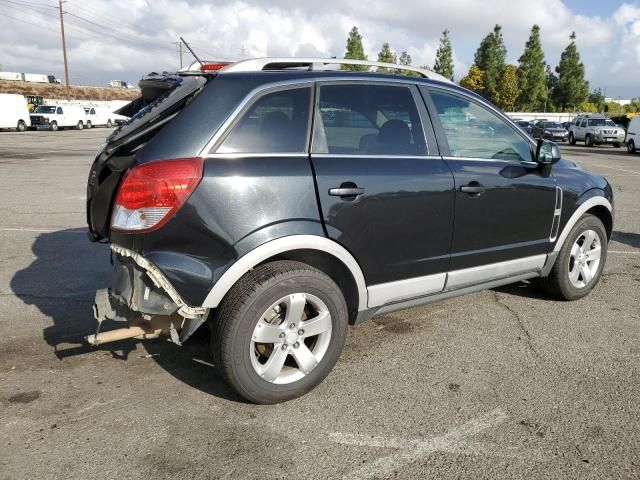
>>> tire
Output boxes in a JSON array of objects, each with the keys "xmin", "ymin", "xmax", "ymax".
[
  {"xmin": 16, "ymin": 120, "xmax": 26, "ymax": 132},
  {"xmin": 86, "ymin": 121, "xmax": 92, "ymax": 129},
  {"xmin": 211, "ymin": 260, "xmax": 348, "ymax": 404},
  {"xmin": 76, "ymin": 121, "xmax": 83, "ymax": 130},
  {"xmin": 568, "ymin": 132, "xmax": 576, "ymax": 145},
  {"xmin": 50, "ymin": 121, "xmax": 58, "ymax": 131},
  {"xmin": 628, "ymin": 139, "xmax": 636, "ymax": 154},
  {"xmin": 537, "ymin": 214, "xmax": 607, "ymax": 301},
  {"xmin": 585, "ymin": 134, "xmax": 593, "ymax": 147},
  {"xmin": 107, "ymin": 119, "xmax": 113, "ymax": 128},
  {"xmin": 613, "ymin": 143, "xmax": 621, "ymax": 148}
]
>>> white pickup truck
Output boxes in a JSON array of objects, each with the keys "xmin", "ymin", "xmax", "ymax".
[{"xmin": 30, "ymin": 104, "xmax": 88, "ymax": 131}]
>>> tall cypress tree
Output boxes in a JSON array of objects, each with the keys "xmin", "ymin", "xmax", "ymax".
[
  {"xmin": 377, "ymin": 43, "xmax": 397, "ymax": 73},
  {"xmin": 433, "ymin": 29, "xmax": 454, "ymax": 81},
  {"xmin": 554, "ymin": 32, "xmax": 589, "ymax": 110},
  {"xmin": 517, "ymin": 25, "xmax": 547, "ymax": 111},
  {"xmin": 474, "ymin": 25, "xmax": 507, "ymax": 104},
  {"xmin": 398, "ymin": 51, "xmax": 419, "ymax": 76},
  {"xmin": 342, "ymin": 26, "xmax": 368, "ymax": 71}
]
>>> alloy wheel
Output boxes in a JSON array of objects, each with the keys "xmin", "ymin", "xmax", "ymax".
[
  {"xmin": 250, "ymin": 293, "xmax": 332, "ymax": 384},
  {"xmin": 568, "ymin": 229, "xmax": 602, "ymax": 289}
]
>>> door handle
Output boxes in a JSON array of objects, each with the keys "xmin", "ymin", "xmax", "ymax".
[
  {"xmin": 460, "ymin": 184, "xmax": 485, "ymax": 195},
  {"xmin": 329, "ymin": 187, "xmax": 365, "ymax": 197}
]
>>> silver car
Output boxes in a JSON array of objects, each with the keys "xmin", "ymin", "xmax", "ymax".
[{"xmin": 568, "ymin": 114, "xmax": 625, "ymax": 147}]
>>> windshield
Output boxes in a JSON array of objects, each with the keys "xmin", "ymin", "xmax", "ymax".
[
  {"xmin": 34, "ymin": 106, "xmax": 56, "ymax": 114},
  {"xmin": 588, "ymin": 118, "xmax": 616, "ymax": 127},
  {"xmin": 544, "ymin": 122, "xmax": 562, "ymax": 129}
]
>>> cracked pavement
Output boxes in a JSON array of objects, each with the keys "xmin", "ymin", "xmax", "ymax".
[{"xmin": 1, "ymin": 130, "xmax": 639, "ymax": 479}]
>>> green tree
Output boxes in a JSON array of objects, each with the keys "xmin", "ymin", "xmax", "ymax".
[
  {"xmin": 554, "ymin": 32, "xmax": 589, "ymax": 110},
  {"xmin": 474, "ymin": 24, "xmax": 507, "ymax": 104},
  {"xmin": 588, "ymin": 88, "xmax": 605, "ymax": 112},
  {"xmin": 459, "ymin": 65, "xmax": 485, "ymax": 94},
  {"xmin": 398, "ymin": 51, "xmax": 419, "ymax": 76},
  {"xmin": 498, "ymin": 65, "xmax": 520, "ymax": 111},
  {"xmin": 433, "ymin": 29, "xmax": 454, "ymax": 81},
  {"xmin": 342, "ymin": 26, "xmax": 369, "ymax": 71},
  {"xmin": 516, "ymin": 25, "xmax": 547, "ymax": 111},
  {"xmin": 377, "ymin": 43, "xmax": 397, "ymax": 73},
  {"xmin": 545, "ymin": 64, "xmax": 559, "ymax": 111}
]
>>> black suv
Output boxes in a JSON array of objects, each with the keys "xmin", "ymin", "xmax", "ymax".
[{"xmin": 86, "ymin": 58, "xmax": 614, "ymax": 404}]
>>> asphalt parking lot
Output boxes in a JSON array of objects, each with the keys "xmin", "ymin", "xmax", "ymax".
[{"xmin": 1, "ymin": 129, "xmax": 639, "ymax": 479}]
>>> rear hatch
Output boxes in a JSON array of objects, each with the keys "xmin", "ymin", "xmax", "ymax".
[{"xmin": 86, "ymin": 73, "xmax": 208, "ymax": 241}]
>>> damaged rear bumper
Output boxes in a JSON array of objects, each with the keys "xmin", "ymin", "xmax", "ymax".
[{"xmin": 89, "ymin": 244, "xmax": 209, "ymax": 345}]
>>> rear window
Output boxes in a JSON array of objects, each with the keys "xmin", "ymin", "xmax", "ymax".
[
  {"xmin": 216, "ymin": 86, "xmax": 311, "ymax": 154},
  {"xmin": 313, "ymin": 83, "xmax": 426, "ymax": 155},
  {"xmin": 106, "ymin": 75, "xmax": 207, "ymax": 148}
]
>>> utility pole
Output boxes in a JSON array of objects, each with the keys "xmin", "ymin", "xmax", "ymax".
[
  {"xmin": 172, "ymin": 41, "xmax": 184, "ymax": 69},
  {"xmin": 57, "ymin": 0, "xmax": 70, "ymax": 98}
]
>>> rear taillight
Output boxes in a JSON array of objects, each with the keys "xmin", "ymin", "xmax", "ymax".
[{"xmin": 111, "ymin": 157, "xmax": 203, "ymax": 233}]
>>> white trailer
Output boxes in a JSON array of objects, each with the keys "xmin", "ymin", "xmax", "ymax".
[
  {"xmin": 0, "ymin": 71, "xmax": 22, "ymax": 81},
  {"xmin": 0, "ymin": 94, "xmax": 31, "ymax": 131},
  {"xmin": 22, "ymin": 73, "xmax": 49, "ymax": 83}
]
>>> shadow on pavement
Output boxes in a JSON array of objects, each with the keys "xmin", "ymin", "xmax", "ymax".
[
  {"xmin": 612, "ymin": 231, "xmax": 640, "ymax": 249},
  {"xmin": 10, "ymin": 228, "xmax": 241, "ymax": 402}
]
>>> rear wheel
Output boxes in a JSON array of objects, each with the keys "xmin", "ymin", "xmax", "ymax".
[
  {"xmin": 568, "ymin": 132, "xmax": 576, "ymax": 145},
  {"xmin": 50, "ymin": 121, "xmax": 58, "ymax": 131},
  {"xmin": 585, "ymin": 134, "xmax": 593, "ymax": 147},
  {"xmin": 628, "ymin": 139, "xmax": 636, "ymax": 153},
  {"xmin": 537, "ymin": 214, "xmax": 607, "ymax": 300},
  {"xmin": 211, "ymin": 260, "xmax": 348, "ymax": 404},
  {"xmin": 107, "ymin": 119, "xmax": 113, "ymax": 128},
  {"xmin": 76, "ymin": 121, "xmax": 83, "ymax": 130},
  {"xmin": 16, "ymin": 120, "xmax": 26, "ymax": 132}
]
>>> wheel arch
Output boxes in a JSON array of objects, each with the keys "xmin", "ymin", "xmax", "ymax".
[
  {"xmin": 202, "ymin": 235, "xmax": 368, "ymax": 318},
  {"xmin": 553, "ymin": 193, "xmax": 612, "ymax": 255}
]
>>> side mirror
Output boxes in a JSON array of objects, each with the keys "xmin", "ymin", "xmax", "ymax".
[{"xmin": 536, "ymin": 139, "xmax": 561, "ymax": 165}]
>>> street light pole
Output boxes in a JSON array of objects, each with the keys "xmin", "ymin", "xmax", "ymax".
[{"xmin": 57, "ymin": 0, "xmax": 70, "ymax": 98}]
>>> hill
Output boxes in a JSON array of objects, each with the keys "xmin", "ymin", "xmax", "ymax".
[{"xmin": 0, "ymin": 81, "xmax": 139, "ymax": 101}]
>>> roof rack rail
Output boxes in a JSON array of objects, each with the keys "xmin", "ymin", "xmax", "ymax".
[{"xmin": 208, "ymin": 57, "xmax": 453, "ymax": 83}]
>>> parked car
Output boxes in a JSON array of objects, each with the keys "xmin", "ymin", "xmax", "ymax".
[
  {"xmin": 625, "ymin": 116, "xmax": 640, "ymax": 153},
  {"xmin": 531, "ymin": 120, "xmax": 569, "ymax": 142},
  {"xmin": 568, "ymin": 114, "xmax": 626, "ymax": 147},
  {"xmin": 0, "ymin": 93, "xmax": 31, "ymax": 131},
  {"xmin": 515, "ymin": 120, "xmax": 533, "ymax": 134},
  {"xmin": 30, "ymin": 104, "xmax": 87, "ymax": 131},
  {"xmin": 83, "ymin": 106, "xmax": 116, "ymax": 128},
  {"xmin": 86, "ymin": 57, "xmax": 614, "ymax": 404}
]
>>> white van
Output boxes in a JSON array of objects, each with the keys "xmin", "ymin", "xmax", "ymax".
[
  {"xmin": 30, "ymin": 104, "xmax": 88, "ymax": 131},
  {"xmin": 0, "ymin": 93, "xmax": 31, "ymax": 131},
  {"xmin": 83, "ymin": 106, "xmax": 116, "ymax": 128},
  {"xmin": 626, "ymin": 117, "xmax": 640, "ymax": 154}
]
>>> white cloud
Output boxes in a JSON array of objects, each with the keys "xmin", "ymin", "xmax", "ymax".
[{"xmin": 0, "ymin": 0, "xmax": 637, "ymax": 97}]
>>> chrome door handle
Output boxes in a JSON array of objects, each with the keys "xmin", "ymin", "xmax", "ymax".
[{"xmin": 329, "ymin": 187, "xmax": 365, "ymax": 196}]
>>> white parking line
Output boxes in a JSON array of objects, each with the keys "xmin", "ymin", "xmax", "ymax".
[
  {"xmin": 580, "ymin": 164, "xmax": 640, "ymax": 176},
  {"xmin": 331, "ymin": 408, "xmax": 507, "ymax": 480},
  {"xmin": 0, "ymin": 227, "xmax": 84, "ymax": 233},
  {"xmin": 608, "ymin": 250, "xmax": 640, "ymax": 254}
]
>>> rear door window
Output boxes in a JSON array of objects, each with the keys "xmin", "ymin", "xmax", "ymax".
[
  {"xmin": 216, "ymin": 86, "xmax": 312, "ymax": 154},
  {"xmin": 312, "ymin": 83, "xmax": 427, "ymax": 155}
]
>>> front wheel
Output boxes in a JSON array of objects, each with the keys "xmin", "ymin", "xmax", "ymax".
[
  {"xmin": 16, "ymin": 120, "xmax": 26, "ymax": 132},
  {"xmin": 537, "ymin": 214, "xmax": 607, "ymax": 300},
  {"xmin": 585, "ymin": 134, "xmax": 593, "ymax": 147},
  {"xmin": 106, "ymin": 119, "xmax": 113, "ymax": 128},
  {"xmin": 86, "ymin": 121, "xmax": 92, "ymax": 129},
  {"xmin": 50, "ymin": 121, "xmax": 58, "ymax": 131},
  {"xmin": 211, "ymin": 260, "xmax": 348, "ymax": 404},
  {"xmin": 628, "ymin": 139, "xmax": 636, "ymax": 153}
]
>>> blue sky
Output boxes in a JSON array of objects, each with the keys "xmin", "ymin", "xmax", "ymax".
[{"xmin": 0, "ymin": 0, "xmax": 638, "ymax": 98}]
